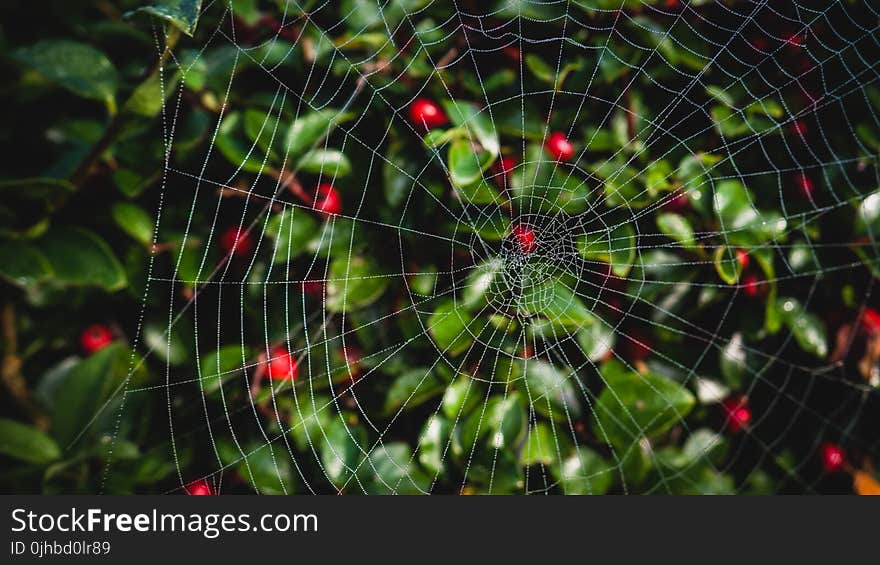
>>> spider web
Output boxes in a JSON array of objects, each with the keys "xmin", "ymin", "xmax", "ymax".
[{"xmin": 104, "ymin": 0, "xmax": 880, "ymax": 494}]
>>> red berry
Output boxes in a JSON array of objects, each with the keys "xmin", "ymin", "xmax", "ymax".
[
  {"xmin": 545, "ymin": 132, "xmax": 575, "ymax": 161},
  {"xmin": 742, "ymin": 274, "xmax": 765, "ymax": 298},
  {"xmin": 751, "ymin": 38, "xmax": 769, "ymax": 52},
  {"xmin": 790, "ymin": 120, "xmax": 808, "ymax": 137},
  {"xmin": 344, "ymin": 346, "xmax": 363, "ymax": 382},
  {"xmin": 796, "ymin": 173, "xmax": 815, "ymax": 200},
  {"xmin": 301, "ymin": 280, "xmax": 324, "ymax": 295},
  {"xmin": 785, "ymin": 32, "xmax": 804, "ymax": 48},
  {"xmin": 736, "ymin": 249, "xmax": 750, "ymax": 269},
  {"xmin": 722, "ymin": 397, "xmax": 751, "ymax": 433},
  {"xmin": 81, "ymin": 324, "xmax": 112, "ymax": 355},
  {"xmin": 821, "ymin": 443, "xmax": 846, "ymax": 474},
  {"xmin": 220, "ymin": 226, "xmax": 253, "ymax": 257},
  {"xmin": 860, "ymin": 307, "xmax": 880, "ymax": 334},
  {"xmin": 502, "ymin": 46, "xmax": 521, "ymax": 61},
  {"xmin": 268, "ymin": 347, "xmax": 299, "ymax": 382},
  {"xmin": 495, "ymin": 156, "xmax": 517, "ymax": 184},
  {"xmin": 186, "ymin": 480, "xmax": 213, "ymax": 496},
  {"xmin": 663, "ymin": 191, "xmax": 690, "ymax": 212},
  {"xmin": 313, "ymin": 183, "xmax": 341, "ymax": 216},
  {"xmin": 664, "ymin": 0, "xmax": 680, "ymax": 8},
  {"xmin": 625, "ymin": 332, "xmax": 653, "ymax": 361},
  {"xmin": 511, "ymin": 224, "xmax": 537, "ymax": 253},
  {"xmin": 408, "ymin": 98, "xmax": 447, "ymax": 129}
]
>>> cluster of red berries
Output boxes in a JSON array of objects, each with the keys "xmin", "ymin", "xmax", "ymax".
[{"xmin": 735, "ymin": 249, "xmax": 767, "ymax": 299}]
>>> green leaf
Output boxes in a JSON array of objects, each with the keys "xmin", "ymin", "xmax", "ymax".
[
  {"xmin": 418, "ymin": 414, "xmax": 451, "ymax": 476},
  {"xmin": 441, "ymin": 99, "xmax": 500, "ymax": 157},
  {"xmin": 284, "ymin": 109, "xmax": 353, "ymax": 162},
  {"xmin": 216, "ymin": 112, "xmax": 269, "ymax": 174},
  {"xmin": 0, "ymin": 240, "xmax": 52, "ymax": 287},
  {"xmin": 448, "ymin": 140, "xmax": 490, "ymax": 187},
  {"xmin": 442, "ymin": 376, "xmax": 483, "ymax": 419},
  {"xmin": 143, "ymin": 319, "xmax": 193, "ymax": 367},
  {"xmin": 359, "ymin": 442, "xmax": 429, "ymax": 494},
  {"xmin": 233, "ymin": 442, "xmax": 291, "ymax": 494},
  {"xmin": 50, "ymin": 344, "xmax": 146, "ymax": 446},
  {"xmin": 289, "ymin": 394, "xmax": 332, "ymax": 451},
  {"xmin": 578, "ymin": 223, "xmax": 636, "ymax": 277},
  {"xmin": 384, "ymin": 368, "xmax": 446, "ymax": 415},
  {"xmin": 325, "ymin": 256, "xmax": 389, "ymax": 312},
  {"xmin": 520, "ymin": 422, "xmax": 562, "ymax": 466},
  {"xmin": 123, "ymin": 71, "xmax": 179, "ymax": 117},
  {"xmin": 0, "ymin": 419, "xmax": 61, "ymax": 464},
  {"xmin": 522, "ymin": 360, "xmax": 582, "ymax": 422},
  {"xmin": 719, "ymin": 333, "xmax": 750, "ymax": 388},
  {"xmin": 297, "ymin": 149, "xmax": 351, "ymax": 176},
  {"xmin": 111, "ymin": 202, "xmax": 154, "ymax": 245},
  {"xmin": 713, "ymin": 246, "xmax": 743, "ymax": 285},
  {"xmin": 855, "ymin": 190, "xmax": 880, "ymax": 238},
  {"xmin": 129, "ymin": 0, "xmax": 203, "ymax": 36},
  {"xmin": 552, "ymin": 447, "xmax": 615, "ymax": 494},
  {"xmin": 229, "ymin": 0, "xmax": 260, "ymax": 25},
  {"xmin": 656, "ymin": 213, "xmax": 695, "ymax": 249},
  {"xmin": 524, "ymin": 54, "xmax": 555, "ymax": 83},
  {"xmin": 519, "ymin": 279, "xmax": 594, "ymax": 330},
  {"xmin": 200, "ymin": 345, "xmax": 250, "ymax": 394},
  {"xmin": 777, "ymin": 298, "xmax": 828, "ymax": 358},
  {"xmin": 265, "ymin": 209, "xmax": 318, "ymax": 263},
  {"xmin": 454, "ymin": 394, "xmax": 526, "ymax": 465},
  {"xmin": 428, "ymin": 301, "xmax": 476, "ymax": 356},
  {"xmin": 320, "ymin": 415, "xmax": 365, "ymax": 487},
  {"xmin": 591, "ymin": 361, "xmax": 696, "ymax": 447},
  {"xmin": 462, "ymin": 257, "xmax": 505, "ymax": 308},
  {"xmin": 455, "ymin": 180, "xmax": 502, "ymax": 205},
  {"xmin": 576, "ymin": 322, "xmax": 616, "ymax": 362},
  {"xmin": 713, "ymin": 180, "xmax": 786, "ymax": 245},
  {"xmin": 39, "ymin": 227, "xmax": 127, "ymax": 290},
  {"xmin": 13, "ymin": 40, "xmax": 118, "ymax": 107}
]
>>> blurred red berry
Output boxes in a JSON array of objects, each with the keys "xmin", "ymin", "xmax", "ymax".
[
  {"xmin": 220, "ymin": 226, "xmax": 253, "ymax": 257},
  {"xmin": 790, "ymin": 120, "xmax": 808, "ymax": 137},
  {"xmin": 495, "ymin": 156, "xmax": 517, "ymax": 184},
  {"xmin": 625, "ymin": 332, "xmax": 653, "ymax": 361},
  {"xmin": 722, "ymin": 397, "xmax": 751, "ymax": 433},
  {"xmin": 344, "ymin": 346, "xmax": 363, "ymax": 381},
  {"xmin": 511, "ymin": 224, "xmax": 537, "ymax": 253},
  {"xmin": 186, "ymin": 480, "xmax": 213, "ymax": 496},
  {"xmin": 663, "ymin": 191, "xmax": 690, "ymax": 212},
  {"xmin": 408, "ymin": 98, "xmax": 447, "ymax": 129},
  {"xmin": 821, "ymin": 443, "xmax": 846, "ymax": 474},
  {"xmin": 736, "ymin": 249, "xmax": 750, "ymax": 269},
  {"xmin": 785, "ymin": 32, "xmax": 804, "ymax": 48},
  {"xmin": 302, "ymin": 280, "xmax": 324, "ymax": 295},
  {"xmin": 81, "ymin": 324, "xmax": 112, "ymax": 355},
  {"xmin": 860, "ymin": 307, "xmax": 880, "ymax": 334},
  {"xmin": 742, "ymin": 274, "xmax": 765, "ymax": 298},
  {"xmin": 313, "ymin": 183, "xmax": 341, "ymax": 216},
  {"xmin": 545, "ymin": 132, "xmax": 575, "ymax": 161},
  {"xmin": 796, "ymin": 173, "xmax": 815, "ymax": 200},
  {"xmin": 268, "ymin": 347, "xmax": 299, "ymax": 382}
]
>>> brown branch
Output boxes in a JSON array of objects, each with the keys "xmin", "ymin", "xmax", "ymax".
[
  {"xmin": 1, "ymin": 303, "xmax": 48, "ymax": 430},
  {"xmin": 70, "ymin": 28, "xmax": 181, "ymax": 189}
]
